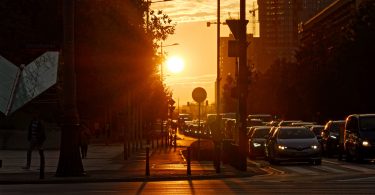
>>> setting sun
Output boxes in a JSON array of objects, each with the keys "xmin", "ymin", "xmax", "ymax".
[{"xmin": 166, "ymin": 56, "xmax": 184, "ymax": 73}]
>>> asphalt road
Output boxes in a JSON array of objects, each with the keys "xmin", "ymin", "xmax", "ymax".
[{"xmin": 1, "ymin": 178, "xmax": 374, "ymax": 194}]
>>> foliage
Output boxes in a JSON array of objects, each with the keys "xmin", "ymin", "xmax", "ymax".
[{"xmin": 222, "ymin": 74, "xmax": 237, "ymax": 113}]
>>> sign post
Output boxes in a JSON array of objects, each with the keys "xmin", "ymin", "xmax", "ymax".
[{"xmin": 192, "ymin": 87, "xmax": 207, "ymax": 161}]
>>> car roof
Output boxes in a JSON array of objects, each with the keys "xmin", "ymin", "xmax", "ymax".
[{"xmin": 348, "ymin": 114, "xmax": 375, "ymax": 118}]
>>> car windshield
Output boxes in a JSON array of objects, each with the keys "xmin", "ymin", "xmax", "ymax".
[
  {"xmin": 278, "ymin": 128, "xmax": 315, "ymax": 139},
  {"xmin": 330, "ymin": 122, "xmax": 345, "ymax": 133},
  {"xmin": 359, "ymin": 116, "xmax": 375, "ymax": 131},
  {"xmin": 311, "ymin": 126, "xmax": 324, "ymax": 135},
  {"xmin": 252, "ymin": 128, "xmax": 270, "ymax": 138}
]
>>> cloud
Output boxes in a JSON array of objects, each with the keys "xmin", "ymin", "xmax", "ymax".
[
  {"xmin": 151, "ymin": 0, "xmax": 256, "ymax": 23},
  {"xmin": 164, "ymin": 74, "xmax": 216, "ymax": 86}
]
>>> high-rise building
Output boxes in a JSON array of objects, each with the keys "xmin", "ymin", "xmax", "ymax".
[{"xmin": 257, "ymin": 0, "xmax": 335, "ymax": 71}]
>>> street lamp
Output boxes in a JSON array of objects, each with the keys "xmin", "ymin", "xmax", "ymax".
[
  {"xmin": 158, "ymin": 41, "xmax": 178, "ymax": 147},
  {"xmin": 160, "ymin": 42, "xmax": 179, "ymax": 82},
  {"xmin": 206, "ymin": 0, "xmax": 222, "ymax": 173}
]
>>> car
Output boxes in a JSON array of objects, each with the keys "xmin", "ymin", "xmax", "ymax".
[
  {"xmin": 247, "ymin": 118, "xmax": 264, "ymax": 127},
  {"xmin": 291, "ymin": 122, "xmax": 317, "ymax": 128},
  {"xmin": 266, "ymin": 126, "xmax": 322, "ymax": 165},
  {"xmin": 343, "ymin": 114, "xmax": 375, "ymax": 162},
  {"xmin": 278, "ymin": 120, "xmax": 303, "ymax": 126},
  {"xmin": 310, "ymin": 125, "xmax": 324, "ymax": 144},
  {"xmin": 248, "ymin": 126, "xmax": 272, "ymax": 159},
  {"xmin": 321, "ymin": 120, "xmax": 345, "ymax": 157},
  {"xmin": 247, "ymin": 126, "xmax": 266, "ymax": 139},
  {"xmin": 248, "ymin": 114, "xmax": 273, "ymax": 123}
]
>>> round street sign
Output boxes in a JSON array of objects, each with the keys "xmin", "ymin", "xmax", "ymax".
[{"xmin": 192, "ymin": 87, "xmax": 207, "ymax": 103}]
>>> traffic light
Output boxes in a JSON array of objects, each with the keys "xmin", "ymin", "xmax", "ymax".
[{"xmin": 168, "ymin": 98, "xmax": 176, "ymax": 118}]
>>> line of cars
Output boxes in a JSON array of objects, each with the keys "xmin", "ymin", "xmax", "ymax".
[
  {"xmin": 248, "ymin": 123, "xmax": 322, "ymax": 165},
  {"xmin": 247, "ymin": 114, "xmax": 375, "ymax": 165}
]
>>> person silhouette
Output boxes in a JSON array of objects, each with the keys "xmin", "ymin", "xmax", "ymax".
[{"xmin": 22, "ymin": 114, "xmax": 45, "ymax": 169}]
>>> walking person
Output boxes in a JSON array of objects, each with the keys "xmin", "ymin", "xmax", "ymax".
[
  {"xmin": 79, "ymin": 122, "xmax": 91, "ymax": 159},
  {"xmin": 22, "ymin": 114, "xmax": 46, "ymax": 169}
]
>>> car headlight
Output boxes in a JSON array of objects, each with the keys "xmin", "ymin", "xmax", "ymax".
[
  {"xmin": 330, "ymin": 135, "xmax": 337, "ymax": 139},
  {"xmin": 278, "ymin": 145, "xmax": 287, "ymax": 150},
  {"xmin": 362, "ymin": 141, "xmax": 371, "ymax": 147},
  {"xmin": 311, "ymin": 145, "xmax": 319, "ymax": 150},
  {"xmin": 253, "ymin": 143, "xmax": 262, "ymax": 147}
]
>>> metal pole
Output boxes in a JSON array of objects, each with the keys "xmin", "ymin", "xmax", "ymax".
[
  {"xmin": 146, "ymin": 147, "xmax": 150, "ymax": 176},
  {"xmin": 187, "ymin": 147, "xmax": 191, "ymax": 176},
  {"xmin": 238, "ymin": 0, "xmax": 248, "ymax": 171},
  {"xmin": 215, "ymin": 0, "xmax": 221, "ymax": 173},
  {"xmin": 198, "ymin": 102, "xmax": 201, "ymax": 160}
]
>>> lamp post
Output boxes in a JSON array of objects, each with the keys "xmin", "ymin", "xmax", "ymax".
[
  {"xmin": 206, "ymin": 0, "xmax": 222, "ymax": 174},
  {"xmin": 159, "ymin": 42, "xmax": 178, "ymax": 147},
  {"xmin": 160, "ymin": 42, "xmax": 179, "ymax": 82}
]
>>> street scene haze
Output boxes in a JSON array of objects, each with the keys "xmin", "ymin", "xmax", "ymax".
[{"xmin": 1, "ymin": 0, "xmax": 375, "ymax": 194}]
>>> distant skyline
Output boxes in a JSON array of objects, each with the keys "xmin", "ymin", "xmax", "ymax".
[{"xmin": 152, "ymin": 0, "xmax": 257, "ymax": 105}]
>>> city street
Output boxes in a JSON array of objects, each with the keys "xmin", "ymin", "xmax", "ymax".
[{"xmin": 1, "ymin": 176, "xmax": 375, "ymax": 194}]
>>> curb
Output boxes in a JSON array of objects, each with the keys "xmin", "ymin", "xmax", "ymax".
[{"xmin": 0, "ymin": 172, "xmax": 259, "ymax": 185}]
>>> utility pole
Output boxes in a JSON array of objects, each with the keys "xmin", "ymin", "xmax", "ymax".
[
  {"xmin": 238, "ymin": 0, "xmax": 248, "ymax": 171},
  {"xmin": 215, "ymin": 0, "xmax": 221, "ymax": 173}
]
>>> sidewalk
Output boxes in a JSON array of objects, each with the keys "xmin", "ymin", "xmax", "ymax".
[{"xmin": 0, "ymin": 140, "xmax": 265, "ymax": 184}]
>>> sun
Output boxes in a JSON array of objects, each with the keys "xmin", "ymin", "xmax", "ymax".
[{"xmin": 166, "ymin": 56, "xmax": 184, "ymax": 73}]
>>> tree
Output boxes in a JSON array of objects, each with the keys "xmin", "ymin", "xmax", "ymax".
[{"xmin": 222, "ymin": 74, "xmax": 237, "ymax": 113}]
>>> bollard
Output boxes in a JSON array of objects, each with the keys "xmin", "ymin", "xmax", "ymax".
[
  {"xmin": 39, "ymin": 150, "xmax": 45, "ymax": 179},
  {"xmin": 215, "ymin": 144, "xmax": 221, "ymax": 173},
  {"xmin": 145, "ymin": 147, "xmax": 150, "ymax": 176},
  {"xmin": 187, "ymin": 147, "xmax": 191, "ymax": 176},
  {"xmin": 174, "ymin": 134, "xmax": 177, "ymax": 150}
]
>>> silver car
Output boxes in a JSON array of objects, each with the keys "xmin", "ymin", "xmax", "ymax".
[{"xmin": 266, "ymin": 126, "xmax": 322, "ymax": 165}]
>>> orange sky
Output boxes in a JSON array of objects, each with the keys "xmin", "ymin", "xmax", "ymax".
[{"xmin": 152, "ymin": 0, "xmax": 257, "ymax": 105}]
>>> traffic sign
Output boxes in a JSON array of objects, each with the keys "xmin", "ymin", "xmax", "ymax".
[
  {"xmin": 192, "ymin": 87, "xmax": 207, "ymax": 103},
  {"xmin": 226, "ymin": 19, "xmax": 248, "ymax": 40}
]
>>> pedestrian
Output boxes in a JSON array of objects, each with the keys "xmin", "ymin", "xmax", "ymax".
[
  {"xmin": 79, "ymin": 122, "xmax": 91, "ymax": 159},
  {"xmin": 22, "ymin": 114, "xmax": 46, "ymax": 169}
]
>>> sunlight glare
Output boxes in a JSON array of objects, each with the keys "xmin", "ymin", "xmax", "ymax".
[{"xmin": 166, "ymin": 56, "xmax": 184, "ymax": 73}]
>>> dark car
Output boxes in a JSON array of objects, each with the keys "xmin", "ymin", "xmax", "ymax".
[
  {"xmin": 310, "ymin": 125, "xmax": 324, "ymax": 144},
  {"xmin": 321, "ymin": 120, "xmax": 345, "ymax": 157},
  {"xmin": 266, "ymin": 127, "xmax": 322, "ymax": 165},
  {"xmin": 248, "ymin": 126, "xmax": 272, "ymax": 159},
  {"xmin": 343, "ymin": 114, "xmax": 375, "ymax": 162}
]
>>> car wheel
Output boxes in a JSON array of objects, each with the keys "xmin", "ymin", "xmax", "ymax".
[
  {"xmin": 345, "ymin": 149, "xmax": 353, "ymax": 162},
  {"xmin": 355, "ymin": 148, "xmax": 364, "ymax": 163},
  {"xmin": 314, "ymin": 159, "xmax": 322, "ymax": 165}
]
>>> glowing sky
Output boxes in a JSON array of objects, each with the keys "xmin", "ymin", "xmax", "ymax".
[{"xmin": 152, "ymin": 0, "xmax": 257, "ymax": 106}]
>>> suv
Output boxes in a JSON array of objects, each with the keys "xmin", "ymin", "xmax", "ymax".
[
  {"xmin": 343, "ymin": 114, "xmax": 375, "ymax": 162},
  {"xmin": 321, "ymin": 120, "xmax": 345, "ymax": 157}
]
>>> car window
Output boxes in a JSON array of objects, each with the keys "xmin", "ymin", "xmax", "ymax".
[
  {"xmin": 311, "ymin": 126, "xmax": 323, "ymax": 135},
  {"xmin": 252, "ymin": 128, "xmax": 270, "ymax": 138},
  {"xmin": 330, "ymin": 122, "xmax": 345, "ymax": 133},
  {"xmin": 359, "ymin": 116, "xmax": 375, "ymax": 131},
  {"xmin": 346, "ymin": 118, "xmax": 358, "ymax": 131},
  {"xmin": 278, "ymin": 128, "xmax": 315, "ymax": 139}
]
